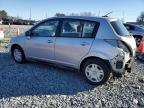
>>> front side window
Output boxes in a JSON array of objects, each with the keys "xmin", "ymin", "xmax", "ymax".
[
  {"xmin": 31, "ymin": 20, "xmax": 58, "ymax": 37},
  {"xmin": 60, "ymin": 20, "xmax": 82, "ymax": 37}
]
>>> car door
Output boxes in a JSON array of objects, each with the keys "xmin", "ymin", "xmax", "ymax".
[
  {"xmin": 25, "ymin": 20, "xmax": 59, "ymax": 61},
  {"xmin": 55, "ymin": 19, "xmax": 99, "ymax": 67}
]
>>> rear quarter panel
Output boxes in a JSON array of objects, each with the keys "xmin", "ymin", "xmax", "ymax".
[{"xmin": 79, "ymin": 39, "xmax": 119, "ymax": 68}]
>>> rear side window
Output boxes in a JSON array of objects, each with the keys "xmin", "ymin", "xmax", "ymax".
[
  {"xmin": 111, "ymin": 20, "xmax": 130, "ymax": 36},
  {"xmin": 60, "ymin": 20, "xmax": 99, "ymax": 38},
  {"xmin": 61, "ymin": 20, "xmax": 82, "ymax": 37},
  {"xmin": 82, "ymin": 22, "xmax": 96, "ymax": 38}
]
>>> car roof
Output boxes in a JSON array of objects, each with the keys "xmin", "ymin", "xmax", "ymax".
[{"xmin": 44, "ymin": 16, "xmax": 118, "ymax": 22}]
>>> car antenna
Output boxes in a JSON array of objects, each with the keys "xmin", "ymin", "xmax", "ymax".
[{"xmin": 102, "ymin": 11, "xmax": 113, "ymax": 17}]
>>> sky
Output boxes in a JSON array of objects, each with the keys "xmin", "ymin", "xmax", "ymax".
[{"xmin": 0, "ymin": 0, "xmax": 144, "ymax": 22}]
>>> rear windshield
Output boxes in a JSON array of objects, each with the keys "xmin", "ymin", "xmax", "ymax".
[{"xmin": 111, "ymin": 20, "xmax": 130, "ymax": 36}]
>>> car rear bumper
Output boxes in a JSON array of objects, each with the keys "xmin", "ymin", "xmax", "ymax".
[
  {"xmin": 110, "ymin": 51, "xmax": 135, "ymax": 74},
  {"xmin": 124, "ymin": 57, "xmax": 135, "ymax": 73}
]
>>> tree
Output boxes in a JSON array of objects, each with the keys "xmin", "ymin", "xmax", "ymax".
[
  {"xmin": 69, "ymin": 13, "xmax": 79, "ymax": 16},
  {"xmin": 0, "ymin": 10, "xmax": 8, "ymax": 19},
  {"xmin": 80, "ymin": 12, "xmax": 95, "ymax": 16},
  {"xmin": 69, "ymin": 12, "xmax": 95, "ymax": 16},
  {"xmin": 55, "ymin": 13, "xmax": 65, "ymax": 17},
  {"xmin": 137, "ymin": 12, "xmax": 144, "ymax": 25}
]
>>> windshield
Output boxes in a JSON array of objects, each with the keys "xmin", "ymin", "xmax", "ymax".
[{"xmin": 111, "ymin": 20, "xmax": 130, "ymax": 36}]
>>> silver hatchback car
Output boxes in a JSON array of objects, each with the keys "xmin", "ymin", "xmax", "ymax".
[{"xmin": 9, "ymin": 16, "xmax": 136, "ymax": 85}]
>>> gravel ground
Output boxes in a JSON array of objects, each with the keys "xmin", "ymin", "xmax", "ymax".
[{"xmin": 0, "ymin": 25, "xmax": 144, "ymax": 108}]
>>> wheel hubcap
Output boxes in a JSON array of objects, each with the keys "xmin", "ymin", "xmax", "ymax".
[
  {"xmin": 13, "ymin": 49, "xmax": 22, "ymax": 62},
  {"xmin": 85, "ymin": 64, "xmax": 104, "ymax": 83}
]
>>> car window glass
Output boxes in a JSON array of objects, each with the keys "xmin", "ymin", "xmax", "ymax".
[
  {"xmin": 60, "ymin": 20, "xmax": 82, "ymax": 38},
  {"xmin": 82, "ymin": 22, "xmax": 96, "ymax": 38},
  {"xmin": 32, "ymin": 20, "xmax": 58, "ymax": 37},
  {"xmin": 125, "ymin": 25, "xmax": 131, "ymax": 30},
  {"xmin": 111, "ymin": 21, "xmax": 130, "ymax": 36},
  {"xmin": 130, "ymin": 26, "xmax": 135, "ymax": 30},
  {"xmin": 125, "ymin": 25, "xmax": 135, "ymax": 30}
]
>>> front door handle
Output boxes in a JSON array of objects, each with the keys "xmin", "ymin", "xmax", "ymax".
[
  {"xmin": 48, "ymin": 40, "xmax": 53, "ymax": 43},
  {"xmin": 80, "ymin": 42, "xmax": 89, "ymax": 46}
]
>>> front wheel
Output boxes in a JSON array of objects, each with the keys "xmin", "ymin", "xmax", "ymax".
[
  {"xmin": 82, "ymin": 59, "xmax": 110, "ymax": 85},
  {"xmin": 12, "ymin": 46, "xmax": 26, "ymax": 63}
]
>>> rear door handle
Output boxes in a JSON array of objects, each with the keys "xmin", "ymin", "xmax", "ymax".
[
  {"xmin": 80, "ymin": 42, "xmax": 89, "ymax": 46},
  {"xmin": 48, "ymin": 40, "xmax": 53, "ymax": 43}
]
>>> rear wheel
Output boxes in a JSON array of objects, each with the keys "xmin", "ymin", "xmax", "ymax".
[
  {"xmin": 82, "ymin": 59, "xmax": 110, "ymax": 85},
  {"xmin": 12, "ymin": 46, "xmax": 26, "ymax": 63}
]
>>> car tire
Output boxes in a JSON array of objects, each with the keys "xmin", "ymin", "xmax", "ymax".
[
  {"xmin": 12, "ymin": 46, "xmax": 26, "ymax": 63},
  {"xmin": 82, "ymin": 59, "xmax": 110, "ymax": 85}
]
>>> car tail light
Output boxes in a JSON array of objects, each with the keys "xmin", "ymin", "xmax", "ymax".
[{"xmin": 104, "ymin": 39, "xmax": 130, "ymax": 54}]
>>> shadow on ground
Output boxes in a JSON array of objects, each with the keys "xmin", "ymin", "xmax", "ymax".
[{"xmin": 0, "ymin": 52, "xmax": 94, "ymax": 99}]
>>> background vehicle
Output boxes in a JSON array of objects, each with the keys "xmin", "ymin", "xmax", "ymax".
[
  {"xmin": 29, "ymin": 20, "xmax": 36, "ymax": 25},
  {"xmin": 124, "ymin": 23, "xmax": 144, "ymax": 47},
  {"xmin": 23, "ymin": 20, "xmax": 30, "ymax": 25},
  {"xmin": 0, "ymin": 19, "xmax": 3, "ymax": 24},
  {"xmin": 13, "ymin": 19, "xmax": 24, "ymax": 25},
  {"xmin": 9, "ymin": 16, "xmax": 136, "ymax": 85},
  {"xmin": 0, "ymin": 25, "xmax": 4, "ymax": 40},
  {"xmin": 33, "ymin": 20, "xmax": 40, "ymax": 25},
  {"xmin": 13, "ymin": 19, "xmax": 36, "ymax": 25},
  {"xmin": 2, "ymin": 18, "xmax": 13, "ymax": 25}
]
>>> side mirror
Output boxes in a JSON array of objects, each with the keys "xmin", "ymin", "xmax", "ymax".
[
  {"xmin": 25, "ymin": 31, "xmax": 32, "ymax": 36},
  {"xmin": 25, "ymin": 31, "xmax": 32, "ymax": 39}
]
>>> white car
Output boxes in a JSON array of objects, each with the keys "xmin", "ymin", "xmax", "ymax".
[
  {"xmin": 0, "ymin": 26, "xmax": 4, "ymax": 40},
  {"xmin": 0, "ymin": 19, "xmax": 3, "ymax": 24}
]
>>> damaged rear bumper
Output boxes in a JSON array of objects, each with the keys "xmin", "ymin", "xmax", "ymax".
[
  {"xmin": 110, "ymin": 51, "xmax": 135, "ymax": 75},
  {"xmin": 125, "ymin": 57, "xmax": 135, "ymax": 73}
]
